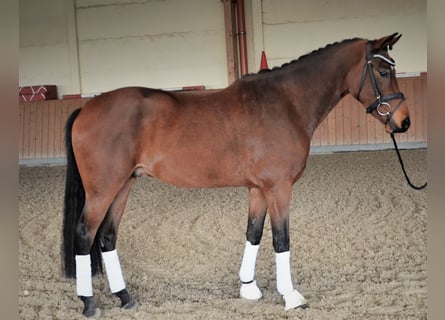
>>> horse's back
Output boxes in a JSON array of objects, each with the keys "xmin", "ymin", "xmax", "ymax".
[{"xmin": 71, "ymin": 87, "xmax": 245, "ymax": 186}]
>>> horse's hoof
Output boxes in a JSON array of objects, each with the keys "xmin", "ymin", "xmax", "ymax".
[
  {"xmin": 240, "ymin": 280, "xmax": 262, "ymax": 300},
  {"xmin": 122, "ymin": 298, "xmax": 136, "ymax": 309},
  {"xmin": 82, "ymin": 308, "xmax": 96, "ymax": 318},
  {"xmin": 83, "ymin": 308, "xmax": 101, "ymax": 318},
  {"xmin": 283, "ymin": 289, "xmax": 307, "ymax": 311},
  {"xmin": 80, "ymin": 296, "xmax": 97, "ymax": 317},
  {"xmin": 298, "ymin": 303, "xmax": 309, "ymax": 310},
  {"xmin": 114, "ymin": 289, "xmax": 136, "ymax": 309}
]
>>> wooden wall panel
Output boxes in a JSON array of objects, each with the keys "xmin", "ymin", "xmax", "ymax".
[
  {"xmin": 19, "ymin": 99, "xmax": 86, "ymax": 160},
  {"xmin": 19, "ymin": 76, "xmax": 427, "ymax": 162},
  {"xmin": 311, "ymin": 75, "xmax": 427, "ymax": 147}
]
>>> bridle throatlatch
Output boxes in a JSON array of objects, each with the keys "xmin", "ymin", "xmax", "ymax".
[
  {"xmin": 356, "ymin": 43, "xmax": 405, "ymax": 123},
  {"xmin": 358, "ymin": 42, "xmax": 427, "ymax": 191}
]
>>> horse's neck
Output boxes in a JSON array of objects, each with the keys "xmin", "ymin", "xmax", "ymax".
[{"xmin": 285, "ymin": 43, "xmax": 363, "ymax": 136}]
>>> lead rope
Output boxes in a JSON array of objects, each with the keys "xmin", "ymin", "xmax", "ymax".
[{"xmin": 390, "ymin": 133, "xmax": 427, "ymax": 190}]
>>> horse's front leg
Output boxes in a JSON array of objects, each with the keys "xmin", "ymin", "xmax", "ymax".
[
  {"xmin": 265, "ymin": 182, "xmax": 307, "ymax": 310},
  {"xmin": 239, "ymin": 187, "xmax": 267, "ymax": 300}
]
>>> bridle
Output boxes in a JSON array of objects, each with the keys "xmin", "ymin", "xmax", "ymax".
[
  {"xmin": 356, "ymin": 42, "xmax": 405, "ymax": 124},
  {"xmin": 356, "ymin": 42, "xmax": 427, "ymax": 191}
]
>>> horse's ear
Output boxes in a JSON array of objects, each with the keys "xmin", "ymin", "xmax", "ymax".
[{"xmin": 372, "ymin": 33, "xmax": 402, "ymax": 51}]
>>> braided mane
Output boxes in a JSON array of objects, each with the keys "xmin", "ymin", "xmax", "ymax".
[{"xmin": 243, "ymin": 37, "xmax": 363, "ymax": 78}]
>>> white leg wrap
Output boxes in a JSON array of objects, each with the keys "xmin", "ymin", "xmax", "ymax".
[
  {"xmin": 75, "ymin": 254, "xmax": 93, "ymax": 297},
  {"xmin": 239, "ymin": 241, "xmax": 262, "ymax": 300},
  {"xmin": 275, "ymin": 251, "xmax": 293, "ymax": 295},
  {"xmin": 102, "ymin": 249, "xmax": 126, "ymax": 293},
  {"xmin": 239, "ymin": 241, "xmax": 260, "ymax": 282},
  {"xmin": 276, "ymin": 251, "xmax": 306, "ymax": 310}
]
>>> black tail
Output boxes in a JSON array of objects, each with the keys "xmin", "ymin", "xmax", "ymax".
[{"xmin": 62, "ymin": 108, "xmax": 103, "ymax": 278}]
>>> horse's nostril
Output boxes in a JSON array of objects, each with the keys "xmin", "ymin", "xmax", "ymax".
[{"xmin": 402, "ymin": 117, "xmax": 411, "ymax": 130}]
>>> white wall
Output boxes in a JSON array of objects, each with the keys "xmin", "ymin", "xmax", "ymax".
[
  {"xmin": 19, "ymin": 0, "xmax": 427, "ymax": 98},
  {"xmin": 19, "ymin": 0, "xmax": 79, "ymax": 97},
  {"xmin": 20, "ymin": 0, "xmax": 228, "ymax": 97},
  {"xmin": 252, "ymin": 0, "xmax": 427, "ymax": 74},
  {"xmin": 76, "ymin": 0, "xmax": 228, "ymax": 93}
]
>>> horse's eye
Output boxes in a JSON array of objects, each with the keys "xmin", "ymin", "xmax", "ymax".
[{"xmin": 379, "ymin": 70, "xmax": 389, "ymax": 78}]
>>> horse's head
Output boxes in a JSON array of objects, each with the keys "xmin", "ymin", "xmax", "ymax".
[{"xmin": 351, "ymin": 33, "xmax": 410, "ymax": 134}]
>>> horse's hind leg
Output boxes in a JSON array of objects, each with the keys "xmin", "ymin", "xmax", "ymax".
[
  {"xmin": 75, "ymin": 176, "xmax": 134, "ymax": 316},
  {"xmin": 98, "ymin": 177, "xmax": 136, "ymax": 309},
  {"xmin": 239, "ymin": 187, "xmax": 267, "ymax": 300},
  {"xmin": 74, "ymin": 195, "xmax": 113, "ymax": 317}
]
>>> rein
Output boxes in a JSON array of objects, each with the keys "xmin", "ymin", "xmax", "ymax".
[
  {"xmin": 390, "ymin": 133, "xmax": 427, "ymax": 190},
  {"xmin": 358, "ymin": 42, "xmax": 426, "ymax": 191}
]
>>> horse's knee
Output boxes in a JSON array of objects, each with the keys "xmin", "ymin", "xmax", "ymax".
[
  {"xmin": 247, "ymin": 188, "xmax": 267, "ymax": 244},
  {"xmin": 271, "ymin": 220, "xmax": 290, "ymax": 253},
  {"xmin": 246, "ymin": 219, "xmax": 263, "ymax": 246},
  {"xmin": 246, "ymin": 217, "xmax": 264, "ymax": 245},
  {"xmin": 273, "ymin": 235, "xmax": 290, "ymax": 253},
  {"xmin": 75, "ymin": 222, "xmax": 93, "ymax": 254},
  {"xmin": 100, "ymin": 226, "xmax": 117, "ymax": 252}
]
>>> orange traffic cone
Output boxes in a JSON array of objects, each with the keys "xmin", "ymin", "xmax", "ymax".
[{"xmin": 260, "ymin": 51, "xmax": 268, "ymax": 70}]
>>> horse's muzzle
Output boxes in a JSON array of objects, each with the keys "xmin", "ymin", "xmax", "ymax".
[{"xmin": 390, "ymin": 116, "xmax": 410, "ymax": 133}]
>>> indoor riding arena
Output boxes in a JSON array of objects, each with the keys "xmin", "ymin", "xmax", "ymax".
[{"xmin": 19, "ymin": 1, "xmax": 427, "ymax": 319}]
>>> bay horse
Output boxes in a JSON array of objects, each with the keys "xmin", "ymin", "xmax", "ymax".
[{"xmin": 63, "ymin": 33, "xmax": 411, "ymax": 317}]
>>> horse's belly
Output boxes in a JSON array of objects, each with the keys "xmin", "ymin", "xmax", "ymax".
[{"xmin": 142, "ymin": 152, "xmax": 246, "ymax": 188}]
